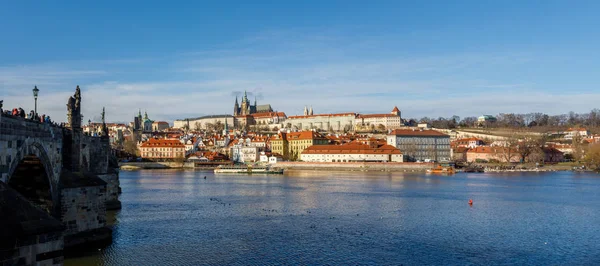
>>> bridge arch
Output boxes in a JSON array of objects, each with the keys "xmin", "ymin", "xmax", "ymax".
[{"xmin": 6, "ymin": 141, "xmax": 59, "ymax": 215}]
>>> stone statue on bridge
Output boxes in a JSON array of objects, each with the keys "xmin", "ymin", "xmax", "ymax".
[{"xmin": 67, "ymin": 85, "xmax": 82, "ymax": 129}]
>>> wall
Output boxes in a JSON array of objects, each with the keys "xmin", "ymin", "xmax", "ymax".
[
  {"xmin": 301, "ymin": 153, "xmax": 403, "ymax": 163},
  {"xmin": 276, "ymin": 161, "xmax": 432, "ymax": 171},
  {"xmin": 97, "ymin": 173, "xmax": 121, "ymax": 210},
  {"xmin": 60, "ymin": 183, "xmax": 107, "ymax": 237}
]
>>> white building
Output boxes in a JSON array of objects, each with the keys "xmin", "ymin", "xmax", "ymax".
[
  {"xmin": 173, "ymin": 115, "xmax": 235, "ymax": 130},
  {"xmin": 386, "ymin": 129, "xmax": 451, "ymax": 162},
  {"xmin": 564, "ymin": 128, "xmax": 589, "ymax": 140},
  {"xmin": 300, "ymin": 141, "xmax": 403, "ymax": 162},
  {"xmin": 355, "ymin": 106, "xmax": 402, "ymax": 130},
  {"xmin": 230, "ymin": 144, "xmax": 260, "ymax": 163},
  {"xmin": 287, "ymin": 112, "xmax": 356, "ymax": 132}
]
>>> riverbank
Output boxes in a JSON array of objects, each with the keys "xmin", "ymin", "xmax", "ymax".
[
  {"xmin": 119, "ymin": 161, "xmax": 434, "ymax": 172},
  {"xmin": 275, "ymin": 162, "xmax": 434, "ymax": 172},
  {"xmin": 119, "ymin": 162, "xmax": 194, "ymax": 170},
  {"xmin": 475, "ymin": 162, "xmax": 592, "ymax": 173}
]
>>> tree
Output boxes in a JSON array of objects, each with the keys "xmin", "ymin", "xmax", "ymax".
[
  {"xmin": 377, "ymin": 124, "xmax": 386, "ymax": 132},
  {"xmin": 174, "ymin": 152, "xmax": 186, "ymax": 167},
  {"xmin": 215, "ymin": 121, "xmax": 224, "ymax": 132},
  {"xmin": 459, "ymin": 117, "xmax": 477, "ymax": 128},
  {"xmin": 205, "ymin": 123, "xmax": 214, "ymax": 132},
  {"xmin": 572, "ymin": 132, "xmax": 588, "ymax": 163},
  {"xmin": 123, "ymin": 139, "xmax": 140, "ymax": 157},
  {"xmin": 194, "ymin": 122, "xmax": 202, "ymax": 131},
  {"xmin": 583, "ymin": 144, "xmax": 600, "ymax": 171}
]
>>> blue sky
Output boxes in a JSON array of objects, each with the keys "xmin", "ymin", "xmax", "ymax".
[{"xmin": 1, "ymin": 1, "xmax": 599, "ymax": 123}]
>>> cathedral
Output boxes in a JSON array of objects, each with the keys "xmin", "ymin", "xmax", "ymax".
[{"xmin": 233, "ymin": 91, "xmax": 273, "ymax": 116}]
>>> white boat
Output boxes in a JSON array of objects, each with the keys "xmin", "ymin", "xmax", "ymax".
[{"xmin": 214, "ymin": 164, "xmax": 284, "ymax": 174}]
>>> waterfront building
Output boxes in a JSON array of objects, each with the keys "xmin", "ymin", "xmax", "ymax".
[
  {"xmin": 140, "ymin": 138, "xmax": 186, "ymax": 160},
  {"xmin": 230, "ymin": 144, "xmax": 261, "ymax": 163},
  {"xmin": 465, "ymin": 146, "xmax": 519, "ymax": 163},
  {"xmin": 270, "ymin": 131, "xmax": 329, "ymax": 160},
  {"xmin": 386, "ymin": 129, "xmax": 451, "ymax": 162},
  {"xmin": 287, "ymin": 112, "xmax": 356, "ymax": 132},
  {"xmin": 355, "ymin": 106, "xmax": 403, "ymax": 131},
  {"xmin": 300, "ymin": 140, "xmax": 403, "ymax": 162}
]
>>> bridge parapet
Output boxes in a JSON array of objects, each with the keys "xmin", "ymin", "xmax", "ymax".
[{"xmin": 0, "ymin": 115, "xmax": 63, "ymax": 188}]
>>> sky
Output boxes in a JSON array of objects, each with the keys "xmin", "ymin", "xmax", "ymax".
[{"xmin": 1, "ymin": 0, "xmax": 599, "ymax": 123}]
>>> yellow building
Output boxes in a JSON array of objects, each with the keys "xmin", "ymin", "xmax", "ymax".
[{"xmin": 270, "ymin": 131, "xmax": 329, "ymax": 160}]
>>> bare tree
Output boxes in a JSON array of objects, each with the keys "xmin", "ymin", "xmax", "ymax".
[
  {"xmin": 583, "ymin": 144, "xmax": 600, "ymax": 171},
  {"xmin": 123, "ymin": 139, "xmax": 140, "ymax": 157}
]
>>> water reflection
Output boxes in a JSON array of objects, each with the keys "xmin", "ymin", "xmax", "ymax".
[{"xmin": 66, "ymin": 170, "xmax": 600, "ymax": 265}]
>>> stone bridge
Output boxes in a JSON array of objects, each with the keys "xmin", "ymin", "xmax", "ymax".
[{"xmin": 0, "ymin": 86, "xmax": 121, "ymax": 266}]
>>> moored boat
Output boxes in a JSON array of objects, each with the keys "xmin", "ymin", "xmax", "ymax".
[
  {"xmin": 214, "ymin": 164, "xmax": 284, "ymax": 174},
  {"xmin": 426, "ymin": 164, "xmax": 456, "ymax": 174}
]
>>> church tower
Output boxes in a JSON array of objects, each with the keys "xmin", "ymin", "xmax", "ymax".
[
  {"xmin": 309, "ymin": 106, "xmax": 313, "ymax": 116},
  {"xmin": 303, "ymin": 106, "xmax": 308, "ymax": 116},
  {"xmin": 234, "ymin": 96, "xmax": 240, "ymax": 116},
  {"xmin": 223, "ymin": 118, "xmax": 229, "ymax": 135},
  {"xmin": 391, "ymin": 106, "xmax": 401, "ymax": 116},
  {"xmin": 240, "ymin": 91, "xmax": 249, "ymax": 115}
]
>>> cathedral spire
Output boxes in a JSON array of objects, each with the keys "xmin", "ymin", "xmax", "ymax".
[
  {"xmin": 234, "ymin": 96, "xmax": 239, "ymax": 116},
  {"xmin": 309, "ymin": 106, "xmax": 313, "ymax": 116},
  {"xmin": 304, "ymin": 106, "xmax": 308, "ymax": 116}
]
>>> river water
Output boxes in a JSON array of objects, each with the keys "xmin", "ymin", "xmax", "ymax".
[{"xmin": 65, "ymin": 170, "xmax": 600, "ymax": 265}]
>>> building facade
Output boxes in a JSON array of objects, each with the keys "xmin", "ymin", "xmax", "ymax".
[
  {"xmin": 355, "ymin": 106, "xmax": 402, "ymax": 130},
  {"xmin": 140, "ymin": 138, "xmax": 186, "ymax": 160},
  {"xmin": 270, "ymin": 131, "xmax": 329, "ymax": 160},
  {"xmin": 300, "ymin": 141, "xmax": 403, "ymax": 162},
  {"xmin": 287, "ymin": 113, "xmax": 356, "ymax": 132},
  {"xmin": 173, "ymin": 115, "xmax": 235, "ymax": 130},
  {"xmin": 386, "ymin": 129, "xmax": 451, "ymax": 162}
]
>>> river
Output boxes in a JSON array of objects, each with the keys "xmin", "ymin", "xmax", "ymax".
[{"xmin": 65, "ymin": 170, "xmax": 600, "ymax": 265}]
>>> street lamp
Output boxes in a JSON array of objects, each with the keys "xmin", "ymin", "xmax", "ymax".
[{"xmin": 32, "ymin": 85, "xmax": 39, "ymax": 117}]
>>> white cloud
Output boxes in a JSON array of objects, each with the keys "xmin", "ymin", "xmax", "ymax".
[{"xmin": 0, "ymin": 31, "xmax": 597, "ymax": 123}]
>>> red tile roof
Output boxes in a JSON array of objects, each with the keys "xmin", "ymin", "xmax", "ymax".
[
  {"xmin": 251, "ymin": 112, "xmax": 287, "ymax": 118},
  {"xmin": 391, "ymin": 106, "xmax": 400, "ymax": 112},
  {"xmin": 358, "ymin": 114, "xmax": 400, "ymax": 118},
  {"xmin": 140, "ymin": 138, "xmax": 185, "ymax": 148},
  {"xmin": 303, "ymin": 143, "xmax": 401, "ymax": 155}
]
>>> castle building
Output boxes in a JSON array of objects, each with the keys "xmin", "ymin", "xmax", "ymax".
[{"xmin": 233, "ymin": 91, "xmax": 273, "ymax": 116}]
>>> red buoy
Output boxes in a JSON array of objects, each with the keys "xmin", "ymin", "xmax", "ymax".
[{"xmin": 468, "ymin": 199, "xmax": 473, "ymax": 205}]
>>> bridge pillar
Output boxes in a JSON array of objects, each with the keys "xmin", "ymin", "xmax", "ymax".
[{"xmin": 0, "ymin": 182, "xmax": 65, "ymax": 266}]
